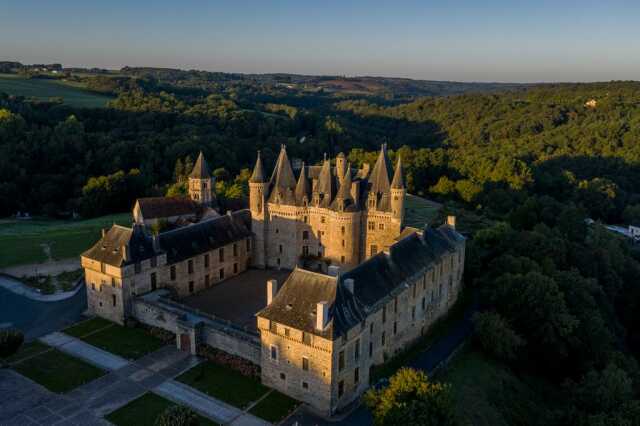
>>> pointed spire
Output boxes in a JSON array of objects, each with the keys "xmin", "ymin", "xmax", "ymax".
[
  {"xmin": 317, "ymin": 156, "xmax": 334, "ymax": 197},
  {"xmin": 368, "ymin": 144, "xmax": 391, "ymax": 194},
  {"xmin": 189, "ymin": 151, "xmax": 211, "ymax": 179},
  {"xmin": 336, "ymin": 165, "xmax": 353, "ymax": 201},
  {"xmin": 295, "ymin": 163, "xmax": 310, "ymax": 204},
  {"xmin": 250, "ymin": 151, "xmax": 266, "ymax": 183},
  {"xmin": 272, "ymin": 145, "xmax": 296, "ymax": 190},
  {"xmin": 391, "ymin": 154, "xmax": 405, "ymax": 189}
]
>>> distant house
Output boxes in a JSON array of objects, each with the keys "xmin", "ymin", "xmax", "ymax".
[{"xmin": 585, "ymin": 99, "xmax": 598, "ymax": 108}]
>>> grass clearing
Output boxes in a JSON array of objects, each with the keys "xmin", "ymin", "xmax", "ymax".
[
  {"xmin": 63, "ymin": 316, "xmax": 114, "ymax": 338},
  {"xmin": 105, "ymin": 392, "xmax": 219, "ymax": 426},
  {"xmin": 0, "ymin": 212, "xmax": 131, "ymax": 268},
  {"xmin": 5, "ymin": 341, "xmax": 50, "ymax": 364},
  {"xmin": 249, "ymin": 390, "xmax": 300, "ymax": 423},
  {"xmin": 0, "ymin": 75, "xmax": 113, "ymax": 108},
  {"xmin": 176, "ymin": 361, "xmax": 269, "ymax": 409},
  {"xmin": 11, "ymin": 343, "xmax": 105, "ymax": 393},
  {"xmin": 442, "ymin": 349, "xmax": 557, "ymax": 426},
  {"xmin": 76, "ymin": 321, "xmax": 165, "ymax": 360},
  {"xmin": 404, "ymin": 194, "xmax": 442, "ymax": 228}
]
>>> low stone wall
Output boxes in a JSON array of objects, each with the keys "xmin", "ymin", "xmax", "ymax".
[{"xmin": 132, "ymin": 294, "xmax": 260, "ymax": 364}]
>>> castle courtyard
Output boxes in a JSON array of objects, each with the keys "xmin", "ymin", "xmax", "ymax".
[{"xmin": 180, "ymin": 268, "xmax": 292, "ymax": 331}]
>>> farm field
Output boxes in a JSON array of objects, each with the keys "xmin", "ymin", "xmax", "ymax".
[
  {"xmin": 0, "ymin": 74, "xmax": 113, "ymax": 108},
  {"xmin": 0, "ymin": 212, "xmax": 131, "ymax": 269}
]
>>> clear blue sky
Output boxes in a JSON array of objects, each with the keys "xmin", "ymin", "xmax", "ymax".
[{"xmin": 1, "ymin": 0, "xmax": 638, "ymax": 82}]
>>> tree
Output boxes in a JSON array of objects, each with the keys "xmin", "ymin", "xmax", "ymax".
[
  {"xmin": 364, "ymin": 368, "xmax": 458, "ymax": 426},
  {"xmin": 155, "ymin": 405, "xmax": 198, "ymax": 426},
  {"xmin": 0, "ymin": 329, "xmax": 24, "ymax": 359},
  {"xmin": 473, "ymin": 311, "xmax": 525, "ymax": 362}
]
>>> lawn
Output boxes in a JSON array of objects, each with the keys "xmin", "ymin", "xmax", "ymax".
[
  {"xmin": 443, "ymin": 350, "xmax": 557, "ymax": 426},
  {"xmin": 0, "ymin": 212, "xmax": 131, "ymax": 268},
  {"xmin": 176, "ymin": 362, "xmax": 269, "ymax": 409},
  {"xmin": 11, "ymin": 343, "xmax": 105, "ymax": 393},
  {"xmin": 404, "ymin": 194, "xmax": 442, "ymax": 228},
  {"xmin": 106, "ymin": 392, "xmax": 218, "ymax": 426},
  {"xmin": 5, "ymin": 341, "xmax": 50, "ymax": 364},
  {"xmin": 249, "ymin": 390, "xmax": 300, "ymax": 423},
  {"xmin": 68, "ymin": 318, "xmax": 165, "ymax": 360},
  {"xmin": 0, "ymin": 75, "xmax": 113, "ymax": 108}
]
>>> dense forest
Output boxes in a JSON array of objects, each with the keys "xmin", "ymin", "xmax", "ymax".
[{"xmin": 2, "ymin": 71, "xmax": 640, "ymax": 424}]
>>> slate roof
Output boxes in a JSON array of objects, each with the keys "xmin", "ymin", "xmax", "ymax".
[
  {"xmin": 158, "ymin": 210, "xmax": 252, "ymax": 264},
  {"xmin": 257, "ymin": 268, "xmax": 366, "ymax": 339},
  {"xmin": 391, "ymin": 155, "xmax": 405, "ymax": 189},
  {"xmin": 249, "ymin": 151, "xmax": 266, "ymax": 183},
  {"xmin": 82, "ymin": 224, "xmax": 157, "ymax": 267},
  {"xmin": 258, "ymin": 223, "xmax": 465, "ymax": 339},
  {"xmin": 189, "ymin": 152, "xmax": 211, "ymax": 179},
  {"xmin": 136, "ymin": 197, "xmax": 198, "ymax": 220}
]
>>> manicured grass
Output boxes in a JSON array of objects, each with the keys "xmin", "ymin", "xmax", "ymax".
[
  {"xmin": 5, "ymin": 341, "xmax": 50, "ymax": 364},
  {"xmin": 0, "ymin": 75, "xmax": 113, "ymax": 108},
  {"xmin": 404, "ymin": 194, "xmax": 442, "ymax": 228},
  {"xmin": 63, "ymin": 316, "xmax": 114, "ymax": 338},
  {"xmin": 11, "ymin": 344, "xmax": 105, "ymax": 393},
  {"xmin": 78, "ymin": 322, "xmax": 166, "ymax": 360},
  {"xmin": 249, "ymin": 390, "xmax": 300, "ymax": 423},
  {"xmin": 106, "ymin": 392, "xmax": 218, "ymax": 426},
  {"xmin": 443, "ymin": 349, "xmax": 558, "ymax": 426},
  {"xmin": 176, "ymin": 362, "xmax": 269, "ymax": 409},
  {"xmin": 55, "ymin": 268, "xmax": 84, "ymax": 291},
  {"xmin": 0, "ymin": 212, "xmax": 131, "ymax": 268}
]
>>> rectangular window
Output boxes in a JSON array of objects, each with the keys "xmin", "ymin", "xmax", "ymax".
[
  {"xmin": 205, "ymin": 274, "xmax": 210, "ymax": 288},
  {"xmin": 412, "ymin": 283, "xmax": 416, "ymax": 298},
  {"xmin": 341, "ymin": 255, "xmax": 345, "ymax": 263},
  {"xmin": 219, "ymin": 268, "xmax": 225, "ymax": 280},
  {"xmin": 394, "ymin": 297, "xmax": 398, "ymax": 313},
  {"xmin": 204, "ymin": 254, "xmax": 209, "ymax": 268},
  {"xmin": 341, "ymin": 226, "xmax": 345, "ymax": 235},
  {"xmin": 341, "ymin": 239, "xmax": 345, "ymax": 247},
  {"xmin": 422, "ymin": 297, "xmax": 426, "ymax": 311},
  {"xmin": 284, "ymin": 328, "xmax": 290, "ymax": 337},
  {"xmin": 378, "ymin": 223, "xmax": 384, "ymax": 230},
  {"xmin": 354, "ymin": 367, "xmax": 360, "ymax": 384},
  {"xmin": 354, "ymin": 339, "xmax": 360, "ymax": 361},
  {"xmin": 150, "ymin": 256, "xmax": 157, "ymax": 267},
  {"xmin": 412, "ymin": 306, "xmax": 416, "ymax": 321},
  {"xmin": 303, "ymin": 231, "xmax": 309, "ymax": 240},
  {"xmin": 91, "ymin": 282, "xmax": 95, "ymax": 290},
  {"xmin": 393, "ymin": 321, "xmax": 398, "ymax": 335},
  {"xmin": 233, "ymin": 263, "xmax": 238, "ymax": 273},
  {"xmin": 189, "ymin": 281, "xmax": 194, "ymax": 294},
  {"xmin": 382, "ymin": 332, "xmax": 386, "ymax": 346},
  {"xmin": 112, "ymin": 294, "xmax": 116, "ymax": 307},
  {"xmin": 279, "ymin": 245, "xmax": 283, "ymax": 254},
  {"xmin": 338, "ymin": 380, "xmax": 344, "ymax": 397},
  {"xmin": 302, "ymin": 246, "xmax": 309, "ymax": 256},
  {"xmin": 302, "ymin": 357, "xmax": 309, "ymax": 371},
  {"xmin": 247, "ymin": 238, "xmax": 251, "ymax": 252},
  {"xmin": 135, "ymin": 262, "xmax": 141, "ymax": 273},
  {"xmin": 150, "ymin": 273, "xmax": 157, "ymax": 291},
  {"xmin": 188, "ymin": 260, "xmax": 194, "ymax": 274},
  {"xmin": 382, "ymin": 306, "xmax": 387, "ymax": 323},
  {"xmin": 370, "ymin": 323, "xmax": 374, "ymax": 334},
  {"xmin": 370, "ymin": 245, "xmax": 378, "ymax": 256},
  {"xmin": 303, "ymin": 332, "xmax": 312, "ymax": 345},
  {"xmin": 111, "ymin": 277, "xmax": 116, "ymax": 288},
  {"xmin": 369, "ymin": 341, "xmax": 373, "ymax": 357},
  {"xmin": 368, "ymin": 221, "xmax": 375, "ymax": 230},
  {"xmin": 338, "ymin": 350, "xmax": 345, "ymax": 371},
  {"xmin": 302, "ymin": 381, "xmax": 309, "ymax": 390},
  {"xmin": 233, "ymin": 243, "xmax": 238, "ymax": 257},
  {"xmin": 219, "ymin": 248, "xmax": 224, "ymax": 262},
  {"xmin": 321, "ymin": 216, "xmax": 326, "ymax": 224},
  {"xmin": 270, "ymin": 345, "xmax": 278, "ymax": 360},
  {"xmin": 170, "ymin": 265, "xmax": 176, "ymax": 281},
  {"xmin": 280, "ymin": 372, "xmax": 286, "ymax": 381}
]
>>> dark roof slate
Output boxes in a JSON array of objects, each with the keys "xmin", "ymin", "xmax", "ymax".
[
  {"xmin": 82, "ymin": 224, "xmax": 157, "ymax": 267},
  {"xmin": 158, "ymin": 210, "xmax": 252, "ymax": 264},
  {"xmin": 136, "ymin": 197, "xmax": 198, "ymax": 220},
  {"xmin": 249, "ymin": 151, "xmax": 266, "ymax": 183},
  {"xmin": 189, "ymin": 152, "xmax": 211, "ymax": 179}
]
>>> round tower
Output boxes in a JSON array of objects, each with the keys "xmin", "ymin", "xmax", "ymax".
[
  {"xmin": 249, "ymin": 151, "xmax": 269, "ymax": 268},
  {"xmin": 390, "ymin": 155, "xmax": 406, "ymax": 224}
]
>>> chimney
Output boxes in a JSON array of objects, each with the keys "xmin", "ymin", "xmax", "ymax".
[
  {"xmin": 446, "ymin": 215, "xmax": 456, "ymax": 229},
  {"xmin": 101, "ymin": 228, "xmax": 107, "ymax": 238},
  {"xmin": 316, "ymin": 301, "xmax": 329, "ymax": 331},
  {"xmin": 121, "ymin": 244, "xmax": 130, "ymax": 262},
  {"xmin": 344, "ymin": 278, "xmax": 355, "ymax": 294},
  {"xmin": 328, "ymin": 265, "xmax": 340, "ymax": 277},
  {"xmin": 152, "ymin": 234, "xmax": 160, "ymax": 252},
  {"xmin": 267, "ymin": 279, "xmax": 278, "ymax": 305}
]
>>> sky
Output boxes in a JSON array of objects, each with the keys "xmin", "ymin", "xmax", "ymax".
[{"xmin": 1, "ymin": 0, "xmax": 639, "ymax": 83}]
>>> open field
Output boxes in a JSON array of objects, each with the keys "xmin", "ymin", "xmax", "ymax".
[
  {"xmin": 404, "ymin": 194, "xmax": 442, "ymax": 229},
  {"xmin": 0, "ymin": 212, "xmax": 131, "ymax": 269},
  {"xmin": 105, "ymin": 392, "xmax": 219, "ymax": 426},
  {"xmin": 0, "ymin": 74, "xmax": 113, "ymax": 108},
  {"xmin": 10, "ymin": 342, "xmax": 106, "ymax": 393}
]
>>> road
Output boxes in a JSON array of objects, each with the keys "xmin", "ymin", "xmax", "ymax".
[{"xmin": 282, "ymin": 300, "xmax": 476, "ymax": 426}]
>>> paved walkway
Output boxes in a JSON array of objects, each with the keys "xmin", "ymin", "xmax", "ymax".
[
  {"xmin": 1, "ymin": 258, "xmax": 81, "ymax": 280},
  {"xmin": 39, "ymin": 332, "xmax": 129, "ymax": 371}
]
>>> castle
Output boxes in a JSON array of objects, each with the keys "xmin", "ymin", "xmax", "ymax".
[{"xmin": 81, "ymin": 146, "xmax": 465, "ymax": 417}]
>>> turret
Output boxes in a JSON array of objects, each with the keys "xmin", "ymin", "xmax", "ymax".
[
  {"xmin": 335, "ymin": 152, "xmax": 347, "ymax": 184},
  {"xmin": 269, "ymin": 145, "xmax": 296, "ymax": 205},
  {"xmin": 188, "ymin": 152, "xmax": 214, "ymax": 206},
  {"xmin": 391, "ymin": 155, "xmax": 405, "ymax": 222},
  {"xmin": 249, "ymin": 151, "xmax": 269, "ymax": 268},
  {"xmin": 249, "ymin": 151, "xmax": 268, "ymax": 214}
]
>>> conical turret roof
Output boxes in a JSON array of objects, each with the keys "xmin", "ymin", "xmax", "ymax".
[
  {"xmin": 189, "ymin": 152, "xmax": 211, "ymax": 179},
  {"xmin": 250, "ymin": 151, "xmax": 266, "ymax": 183},
  {"xmin": 331, "ymin": 164, "xmax": 355, "ymax": 211},
  {"xmin": 271, "ymin": 145, "xmax": 296, "ymax": 190},
  {"xmin": 368, "ymin": 144, "xmax": 391, "ymax": 194},
  {"xmin": 316, "ymin": 155, "xmax": 336, "ymax": 206},
  {"xmin": 391, "ymin": 154, "xmax": 405, "ymax": 189},
  {"xmin": 295, "ymin": 163, "xmax": 310, "ymax": 204}
]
